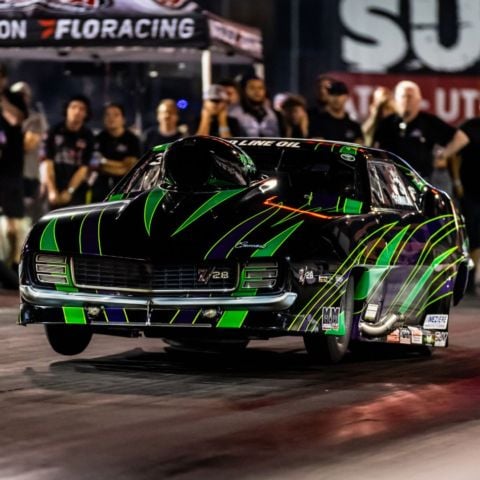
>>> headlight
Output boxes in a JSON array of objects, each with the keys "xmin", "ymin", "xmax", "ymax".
[
  {"xmin": 35, "ymin": 254, "xmax": 69, "ymax": 285},
  {"xmin": 241, "ymin": 262, "xmax": 278, "ymax": 289}
]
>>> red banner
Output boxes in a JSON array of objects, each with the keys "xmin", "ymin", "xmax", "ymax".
[{"xmin": 331, "ymin": 72, "xmax": 480, "ymax": 127}]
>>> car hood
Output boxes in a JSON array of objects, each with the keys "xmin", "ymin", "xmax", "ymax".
[{"xmin": 28, "ymin": 185, "xmax": 351, "ymax": 263}]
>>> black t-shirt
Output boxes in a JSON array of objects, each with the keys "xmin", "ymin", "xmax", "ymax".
[
  {"xmin": 309, "ymin": 111, "xmax": 363, "ymax": 144},
  {"xmin": 96, "ymin": 129, "xmax": 141, "ymax": 166},
  {"xmin": 45, "ymin": 122, "xmax": 94, "ymax": 191},
  {"xmin": 143, "ymin": 128, "xmax": 182, "ymax": 151},
  {"xmin": 374, "ymin": 112, "xmax": 456, "ymax": 178},
  {"xmin": 194, "ymin": 115, "xmax": 246, "ymax": 137},
  {"xmin": 0, "ymin": 89, "xmax": 28, "ymax": 178},
  {"xmin": 458, "ymin": 117, "xmax": 480, "ymax": 199},
  {"xmin": 92, "ymin": 129, "xmax": 141, "ymax": 201}
]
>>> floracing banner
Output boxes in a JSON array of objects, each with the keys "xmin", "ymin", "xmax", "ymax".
[{"xmin": 0, "ymin": 15, "xmax": 208, "ymax": 47}]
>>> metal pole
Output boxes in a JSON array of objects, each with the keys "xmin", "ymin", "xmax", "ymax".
[
  {"xmin": 201, "ymin": 49, "xmax": 212, "ymax": 96},
  {"xmin": 290, "ymin": 0, "xmax": 300, "ymax": 92}
]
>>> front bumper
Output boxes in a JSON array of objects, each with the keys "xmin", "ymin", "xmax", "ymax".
[{"xmin": 20, "ymin": 285, "xmax": 297, "ymax": 311}]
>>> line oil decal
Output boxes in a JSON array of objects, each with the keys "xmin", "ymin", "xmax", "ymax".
[
  {"xmin": 144, "ymin": 188, "xmax": 167, "ymax": 236},
  {"xmin": 172, "ymin": 188, "xmax": 246, "ymax": 236},
  {"xmin": 39, "ymin": 218, "xmax": 59, "ymax": 252}
]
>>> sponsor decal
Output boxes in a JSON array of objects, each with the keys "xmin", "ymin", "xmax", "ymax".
[
  {"xmin": 230, "ymin": 139, "xmax": 301, "ymax": 149},
  {"xmin": 235, "ymin": 241, "xmax": 265, "ymax": 250},
  {"xmin": 408, "ymin": 327, "xmax": 423, "ymax": 345},
  {"xmin": 364, "ymin": 303, "xmax": 379, "ymax": 322},
  {"xmin": 386, "ymin": 328, "xmax": 400, "ymax": 343},
  {"xmin": 399, "ymin": 327, "xmax": 411, "ymax": 345},
  {"xmin": 297, "ymin": 266, "xmax": 330, "ymax": 286},
  {"xmin": 340, "ymin": 153, "xmax": 355, "ymax": 162},
  {"xmin": 197, "ymin": 267, "xmax": 229, "ymax": 284},
  {"xmin": 424, "ymin": 333, "xmax": 435, "ymax": 346},
  {"xmin": 434, "ymin": 331, "xmax": 448, "ymax": 348},
  {"xmin": 424, "ymin": 314, "xmax": 449, "ymax": 330},
  {"xmin": 321, "ymin": 307, "xmax": 340, "ymax": 331}
]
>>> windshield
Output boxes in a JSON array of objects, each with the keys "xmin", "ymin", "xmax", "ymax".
[{"xmin": 238, "ymin": 144, "xmax": 368, "ymax": 213}]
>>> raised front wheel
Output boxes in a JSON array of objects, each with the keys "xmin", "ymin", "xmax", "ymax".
[{"xmin": 45, "ymin": 324, "xmax": 93, "ymax": 356}]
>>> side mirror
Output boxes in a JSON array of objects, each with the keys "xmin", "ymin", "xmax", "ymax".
[{"xmin": 421, "ymin": 187, "xmax": 449, "ymax": 217}]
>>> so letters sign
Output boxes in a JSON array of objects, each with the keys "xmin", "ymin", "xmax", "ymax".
[
  {"xmin": 339, "ymin": 0, "xmax": 480, "ymax": 72},
  {"xmin": 337, "ymin": 0, "xmax": 480, "ymax": 125}
]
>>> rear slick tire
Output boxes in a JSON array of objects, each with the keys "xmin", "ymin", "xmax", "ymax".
[
  {"xmin": 303, "ymin": 279, "xmax": 354, "ymax": 364},
  {"xmin": 45, "ymin": 324, "xmax": 93, "ymax": 356}
]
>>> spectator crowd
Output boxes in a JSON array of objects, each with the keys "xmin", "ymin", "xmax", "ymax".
[{"xmin": 1, "ymin": 64, "xmax": 479, "ymax": 291}]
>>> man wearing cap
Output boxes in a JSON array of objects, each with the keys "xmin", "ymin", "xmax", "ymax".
[
  {"xmin": 0, "ymin": 63, "xmax": 28, "ymax": 272},
  {"xmin": 196, "ymin": 84, "xmax": 244, "ymax": 138},
  {"xmin": 309, "ymin": 81, "xmax": 363, "ymax": 144}
]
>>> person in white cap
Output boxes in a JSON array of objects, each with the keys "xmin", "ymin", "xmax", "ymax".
[{"xmin": 196, "ymin": 84, "xmax": 244, "ymax": 138}]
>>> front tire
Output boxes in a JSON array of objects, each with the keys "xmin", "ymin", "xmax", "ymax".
[
  {"xmin": 303, "ymin": 278, "xmax": 354, "ymax": 364},
  {"xmin": 45, "ymin": 324, "xmax": 92, "ymax": 356}
]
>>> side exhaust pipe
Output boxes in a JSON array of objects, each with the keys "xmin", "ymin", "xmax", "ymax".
[{"xmin": 359, "ymin": 313, "xmax": 403, "ymax": 336}]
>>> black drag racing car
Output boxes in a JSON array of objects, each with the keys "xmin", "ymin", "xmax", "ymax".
[{"xmin": 19, "ymin": 136, "xmax": 471, "ymax": 363}]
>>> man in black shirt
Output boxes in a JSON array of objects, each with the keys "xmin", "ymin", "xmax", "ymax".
[
  {"xmin": 195, "ymin": 84, "xmax": 244, "ymax": 138},
  {"xmin": 374, "ymin": 80, "xmax": 469, "ymax": 192},
  {"xmin": 309, "ymin": 81, "xmax": 363, "ymax": 144},
  {"xmin": 0, "ymin": 63, "xmax": 28, "ymax": 270},
  {"xmin": 42, "ymin": 95, "xmax": 94, "ymax": 209},
  {"xmin": 91, "ymin": 103, "xmax": 141, "ymax": 202}
]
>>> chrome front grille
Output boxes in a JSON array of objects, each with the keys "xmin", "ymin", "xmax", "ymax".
[{"xmin": 71, "ymin": 257, "xmax": 238, "ymax": 293}]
